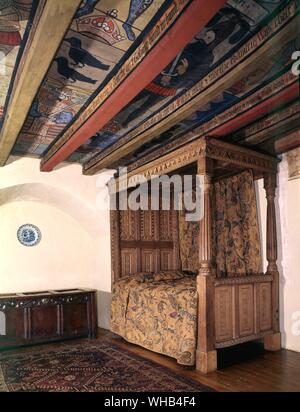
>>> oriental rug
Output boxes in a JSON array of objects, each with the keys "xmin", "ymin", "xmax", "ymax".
[{"xmin": 0, "ymin": 340, "xmax": 215, "ymax": 392}]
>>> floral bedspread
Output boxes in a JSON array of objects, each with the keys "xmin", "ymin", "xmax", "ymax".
[{"xmin": 110, "ymin": 271, "xmax": 198, "ymax": 365}]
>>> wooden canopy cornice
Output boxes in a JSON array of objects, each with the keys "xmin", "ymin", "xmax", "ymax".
[
  {"xmin": 113, "ymin": 136, "xmax": 278, "ymax": 193},
  {"xmin": 40, "ymin": 0, "xmax": 227, "ymax": 172},
  {"xmin": 0, "ymin": 0, "xmax": 82, "ymax": 166},
  {"xmin": 83, "ymin": 1, "xmax": 299, "ymax": 175}
]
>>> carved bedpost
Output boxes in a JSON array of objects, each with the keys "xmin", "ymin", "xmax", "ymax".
[
  {"xmin": 196, "ymin": 156, "xmax": 217, "ymax": 373},
  {"xmin": 263, "ymin": 172, "xmax": 281, "ymax": 351},
  {"xmin": 110, "ymin": 188, "xmax": 121, "ymax": 284}
]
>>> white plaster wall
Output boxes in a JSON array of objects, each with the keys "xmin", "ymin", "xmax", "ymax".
[
  {"xmin": 0, "ymin": 156, "xmax": 113, "ymax": 329},
  {"xmin": 256, "ymin": 152, "xmax": 300, "ymax": 353}
]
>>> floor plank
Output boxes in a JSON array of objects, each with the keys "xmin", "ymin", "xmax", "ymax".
[{"xmin": 98, "ymin": 328, "xmax": 300, "ymax": 392}]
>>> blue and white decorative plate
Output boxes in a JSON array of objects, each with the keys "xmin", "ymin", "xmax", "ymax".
[{"xmin": 17, "ymin": 224, "xmax": 41, "ymax": 247}]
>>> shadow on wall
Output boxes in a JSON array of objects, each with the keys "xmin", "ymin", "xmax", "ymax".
[
  {"xmin": 0, "ymin": 311, "xmax": 5, "ymax": 336},
  {"xmin": 0, "ymin": 183, "xmax": 105, "ymax": 238},
  {"xmin": 96, "ymin": 290, "xmax": 111, "ymax": 330}
]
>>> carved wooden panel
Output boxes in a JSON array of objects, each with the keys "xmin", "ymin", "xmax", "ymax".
[
  {"xmin": 160, "ymin": 250, "xmax": 174, "ymax": 270},
  {"xmin": 110, "ymin": 208, "xmax": 121, "ymax": 282},
  {"xmin": 258, "ymin": 282, "xmax": 272, "ymax": 332},
  {"xmin": 5, "ymin": 308, "xmax": 24, "ymax": 338},
  {"xmin": 238, "ymin": 285, "xmax": 254, "ymax": 337},
  {"xmin": 121, "ymin": 249, "xmax": 138, "ymax": 277},
  {"xmin": 63, "ymin": 303, "xmax": 88, "ymax": 336},
  {"xmin": 159, "ymin": 210, "xmax": 173, "ymax": 241},
  {"xmin": 120, "ymin": 210, "xmax": 139, "ymax": 240},
  {"xmin": 140, "ymin": 210, "xmax": 158, "ymax": 241},
  {"xmin": 31, "ymin": 306, "xmax": 58, "ymax": 338},
  {"xmin": 215, "ymin": 286, "xmax": 233, "ymax": 342},
  {"xmin": 141, "ymin": 249, "xmax": 158, "ymax": 272}
]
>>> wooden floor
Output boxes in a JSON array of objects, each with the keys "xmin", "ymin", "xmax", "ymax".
[{"xmin": 98, "ymin": 328, "xmax": 300, "ymax": 392}]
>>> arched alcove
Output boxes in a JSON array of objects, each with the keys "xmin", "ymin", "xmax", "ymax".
[
  {"xmin": 0, "ymin": 183, "xmax": 105, "ymax": 238},
  {"xmin": 0, "ymin": 182, "xmax": 111, "ymax": 294}
]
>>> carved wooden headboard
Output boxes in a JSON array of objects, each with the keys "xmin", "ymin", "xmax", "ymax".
[
  {"xmin": 110, "ymin": 204, "xmax": 181, "ymax": 281},
  {"xmin": 110, "ymin": 136, "xmax": 279, "ymax": 283}
]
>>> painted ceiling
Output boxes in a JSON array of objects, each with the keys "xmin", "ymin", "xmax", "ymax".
[
  {"xmin": 76, "ymin": 0, "xmax": 291, "ymax": 163},
  {"xmin": 0, "ymin": 0, "xmax": 299, "ymax": 172},
  {"xmin": 0, "ymin": 0, "xmax": 35, "ymax": 121},
  {"xmin": 11, "ymin": 0, "xmax": 169, "ymax": 158}
]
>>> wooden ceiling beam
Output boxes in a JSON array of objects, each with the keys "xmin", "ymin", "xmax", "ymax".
[
  {"xmin": 40, "ymin": 0, "xmax": 227, "ymax": 172},
  {"xmin": 210, "ymin": 83, "xmax": 299, "ymax": 138},
  {"xmin": 0, "ymin": 0, "xmax": 82, "ymax": 166},
  {"xmin": 274, "ymin": 129, "xmax": 300, "ymax": 153},
  {"xmin": 83, "ymin": 4, "xmax": 299, "ymax": 174},
  {"xmin": 230, "ymin": 100, "xmax": 300, "ymax": 144}
]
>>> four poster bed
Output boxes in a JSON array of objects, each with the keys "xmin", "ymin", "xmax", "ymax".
[{"xmin": 109, "ymin": 137, "xmax": 281, "ymax": 373}]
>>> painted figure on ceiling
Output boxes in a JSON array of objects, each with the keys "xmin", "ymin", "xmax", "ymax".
[
  {"xmin": 54, "ymin": 57, "xmax": 97, "ymax": 84},
  {"xmin": 228, "ymin": 34, "xmax": 300, "ymax": 96},
  {"xmin": 76, "ymin": 0, "xmax": 98, "ymax": 18},
  {"xmin": 0, "ymin": 0, "xmax": 31, "ymax": 61},
  {"xmin": 118, "ymin": 7, "xmax": 250, "ymax": 128},
  {"xmin": 122, "ymin": 0, "xmax": 155, "ymax": 41},
  {"xmin": 64, "ymin": 37, "xmax": 110, "ymax": 71}
]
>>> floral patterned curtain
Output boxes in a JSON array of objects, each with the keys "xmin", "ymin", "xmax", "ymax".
[
  {"xmin": 213, "ymin": 170, "xmax": 262, "ymax": 277},
  {"xmin": 179, "ymin": 170, "xmax": 262, "ymax": 277},
  {"xmin": 178, "ymin": 208, "xmax": 200, "ymax": 272}
]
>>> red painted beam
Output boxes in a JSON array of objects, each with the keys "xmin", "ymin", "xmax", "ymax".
[
  {"xmin": 210, "ymin": 82, "xmax": 299, "ymax": 137},
  {"xmin": 41, "ymin": 0, "xmax": 227, "ymax": 171}
]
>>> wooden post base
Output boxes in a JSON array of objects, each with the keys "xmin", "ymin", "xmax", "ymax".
[
  {"xmin": 264, "ymin": 332, "xmax": 281, "ymax": 351},
  {"xmin": 196, "ymin": 350, "xmax": 217, "ymax": 374}
]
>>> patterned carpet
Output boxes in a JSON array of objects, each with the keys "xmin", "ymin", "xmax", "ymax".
[{"xmin": 0, "ymin": 340, "xmax": 215, "ymax": 392}]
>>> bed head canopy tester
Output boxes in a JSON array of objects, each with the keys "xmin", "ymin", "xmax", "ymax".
[{"xmin": 109, "ymin": 136, "xmax": 280, "ymax": 373}]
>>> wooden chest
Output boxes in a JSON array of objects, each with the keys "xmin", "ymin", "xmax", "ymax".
[{"xmin": 0, "ymin": 289, "xmax": 97, "ymax": 349}]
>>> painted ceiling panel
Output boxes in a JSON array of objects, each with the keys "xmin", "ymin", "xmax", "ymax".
[
  {"xmin": 0, "ymin": 0, "xmax": 36, "ymax": 123},
  {"xmin": 73, "ymin": 0, "xmax": 286, "ymax": 163},
  {"xmin": 6, "ymin": 0, "xmax": 299, "ymax": 167},
  {"xmin": 12, "ymin": 0, "xmax": 169, "ymax": 157}
]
